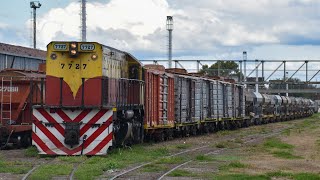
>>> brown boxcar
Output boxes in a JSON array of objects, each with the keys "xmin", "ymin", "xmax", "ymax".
[
  {"xmin": 144, "ymin": 65, "xmax": 175, "ymax": 129},
  {"xmin": 0, "ymin": 69, "xmax": 44, "ymax": 147}
]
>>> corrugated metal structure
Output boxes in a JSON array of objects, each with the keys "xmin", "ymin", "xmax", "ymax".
[{"xmin": 0, "ymin": 43, "xmax": 46, "ymax": 71}]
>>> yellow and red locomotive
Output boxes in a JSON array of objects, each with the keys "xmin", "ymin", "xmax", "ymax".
[{"xmin": 33, "ymin": 42, "xmax": 144, "ymax": 155}]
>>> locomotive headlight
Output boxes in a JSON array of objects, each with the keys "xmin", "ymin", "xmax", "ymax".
[
  {"xmin": 70, "ymin": 43, "xmax": 77, "ymax": 49},
  {"xmin": 69, "ymin": 42, "xmax": 78, "ymax": 57},
  {"xmin": 70, "ymin": 50, "xmax": 77, "ymax": 56},
  {"xmin": 91, "ymin": 53, "xmax": 98, "ymax": 60}
]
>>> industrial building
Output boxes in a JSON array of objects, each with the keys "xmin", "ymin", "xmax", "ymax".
[{"xmin": 0, "ymin": 43, "xmax": 45, "ymax": 71}]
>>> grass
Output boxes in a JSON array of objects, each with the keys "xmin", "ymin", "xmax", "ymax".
[
  {"xmin": 168, "ymin": 169, "xmax": 197, "ymax": 177},
  {"xmin": 263, "ymin": 138, "xmax": 294, "ymax": 149},
  {"xmin": 211, "ymin": 172, "xmax": 320, "ymax": 180},
  {"xmin": 212, "ymin": 173, "xmax": 269, "ymax": 180},
  {"xmin": 214, "ymin": 140, "xmax": 237, "ymax": 149},
  {"xmin": 175, "ymin": 143, "xmax": 192, "ymax": 149},
  {"xmin": 282, "ymin": 128, "xmax": 292, "ymax": 136},
  {"xmin": 234, "ymin": 138, "xmax": 244, "ymax": 144},
  {"xmin": 271, "ymin": 151, "xmax": 302, "ymax": 159},
  {"xmin": 141, "ymin": 164, "xmax": 168, "ymax": 172},
  {"xmin": 58, "ymin": 155, "xmax": 87, "ymax": 163},
  {"xmin": 74, "ymin": 145, "xmax": 171, "ymax": 180},
  {"xmin": 293, "ymin": 172, "xmax": 320, "ymax": 180},
  {"xmin": 0, "ymin": 159, "xmax": 32, "ymax": 174},
  {"xmin": 155, "ymin": 156, "xmax": 186, "ymax": 164},
  {"xmin": 29, "ymin": 164, "xmax": 73, "ymax": 180},
  {"xmin": 196, "ymin": 155, "xmax": 214, "ymax": 161},
  {"xmin": 211, "ymin": 155, "xmax": 242, "ymax": 162},
  {"xmin": 25, "ymin": 146, "xmax": 39, "ymax": 157},
  {"xmin": 219, "ymin": 161, "xmax": 248, "ymax": 171}
]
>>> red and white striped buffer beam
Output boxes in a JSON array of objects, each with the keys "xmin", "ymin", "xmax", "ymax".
[{"xmin": 32, "ymin": 108, "xmax": 113, "ymax": 155}]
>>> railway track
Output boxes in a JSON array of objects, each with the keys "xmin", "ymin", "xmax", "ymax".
[
  {"xmin": 109, "ymin": 122, "xmax": 293, "ymax": 180},
  {"xmin": 21, "ymin": 156, "xmax": 90, "ymax": 180},
  {"xmin": 157, "ymin": 128, "xmax": 289, "ymax": 180}
]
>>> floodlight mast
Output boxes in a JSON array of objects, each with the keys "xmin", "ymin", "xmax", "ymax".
[
  {"xmin": 30, "ymin": 1, "xmax": 41, "ymax": 49},
  {"xmin": 166, "ymin": 16, "xmax": 173, "ymax": 68}
]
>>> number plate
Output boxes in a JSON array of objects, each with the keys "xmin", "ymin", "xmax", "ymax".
[
  {"xmin": 53, "ymin": 43, "xmax": 67, "ymax": 50},
  {"xmin": 80, "ymin": 44, "xmax": 95, "ymax": 51}
]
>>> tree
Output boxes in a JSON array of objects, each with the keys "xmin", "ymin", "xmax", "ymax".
[{"xmin": 199, "ymin": 61, "xmax": 240, "ymax": 77}]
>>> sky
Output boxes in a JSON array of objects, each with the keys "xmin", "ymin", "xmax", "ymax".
[{"xmin": 0, "ymin": 0, "xmax": 320, "ymax": 77}]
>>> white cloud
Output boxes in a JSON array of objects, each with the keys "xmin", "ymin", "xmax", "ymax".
[
  {"xmin": 0, "ymin": 22, "xmax": 8, "ymax": 29},
  {"xmin": 25, "ymin": 0, "xmax": 320, "ymax": 65}
]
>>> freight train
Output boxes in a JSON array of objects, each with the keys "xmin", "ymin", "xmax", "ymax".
[
  {"xmin": 0, "ymin": 69, "xmax": 44, "ymax": 148},
  {"xmin": 27, "ymin": 41, "xmax": 315, "ymax": 155}
]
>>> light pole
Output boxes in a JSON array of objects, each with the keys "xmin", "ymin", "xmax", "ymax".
[
  {"xmin": 166, "ymin": 16, "xmax": 173, "ymax": 68},
  {"xmin": 285, "ymin": 71, "xmax": 289, "ymax": 96},
  {"xmin": 30, "ymin": 1, "xmax": 41, "ymax": 49}
]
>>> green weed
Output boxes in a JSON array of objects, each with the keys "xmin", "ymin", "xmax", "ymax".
[
  {"xmin": 219, "ymin": 161, "xmax": 248, "ymax": 171},
  {"xmin": 0, "ymin": 160, "xmax": 32, "ymax": 174},
  {"xmin": 272, "ymin": 151, "xmax": 302, "ymax": 159},
  {"xmin": 175, "ymin": 143, "xmax": 191, "ymax": 149},
  {"xmin": 263, "ymin": 138, "xmax": 294, "ymax": 150},
  {"xmin": 168, "ymin": 169, "xmax": 197, "ymax": 177},
  {"xmin": 29, "ymin": 164, "xmax": 72, "ymax": 180},
  {"xmin": 212, "ymin": 173, "xmax": 269, "ymax": 180},
  {"xmin": 141, "ymin": 164, "xmax": 167, "ymax": 172},
  {"xmin": 196, "ymin": 155, "xmax": 214, "ymax": 161},
  {"xmin": 24, "ymin": 146, "xmax": 39, "ymax": 157}
]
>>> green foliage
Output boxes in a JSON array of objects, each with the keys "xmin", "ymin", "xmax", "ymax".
[{"xmin": 199, "ymin": 61, "xmax": 241, "ymax": 77}]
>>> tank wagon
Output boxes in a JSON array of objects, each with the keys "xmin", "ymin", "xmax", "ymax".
[
  {"xmin": 0, "ymin": 69, "xmax": 44, "ymax": 148},
  {"xmin": 32, "ymin": 41, "xmax": 315, "ymax": 155}
]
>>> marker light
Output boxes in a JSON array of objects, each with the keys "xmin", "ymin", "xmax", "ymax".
[
  {"xmin": 91, "ymin": 54, "xmax": 98, "ymax": 60},
  {"xmin": 50, "ymin": 53, "xmax": 57, "ymax": 60}
]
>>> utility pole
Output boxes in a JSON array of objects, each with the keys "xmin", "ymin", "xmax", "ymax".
[
  {"xmin": 166, "ymin": 16, "xmax": 173, "ymax": 68},
  {"xmin": 80, "ymin": 0, "xmax": 87, "ymax": 42},
  {"xmin": 30, "ymin": 1, "xmax": 41, "ymax": 49}
]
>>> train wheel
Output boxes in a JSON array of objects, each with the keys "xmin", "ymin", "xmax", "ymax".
[{"xmin": 21, "ymin": 133, "xmax": 32, "ymax": 148}]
